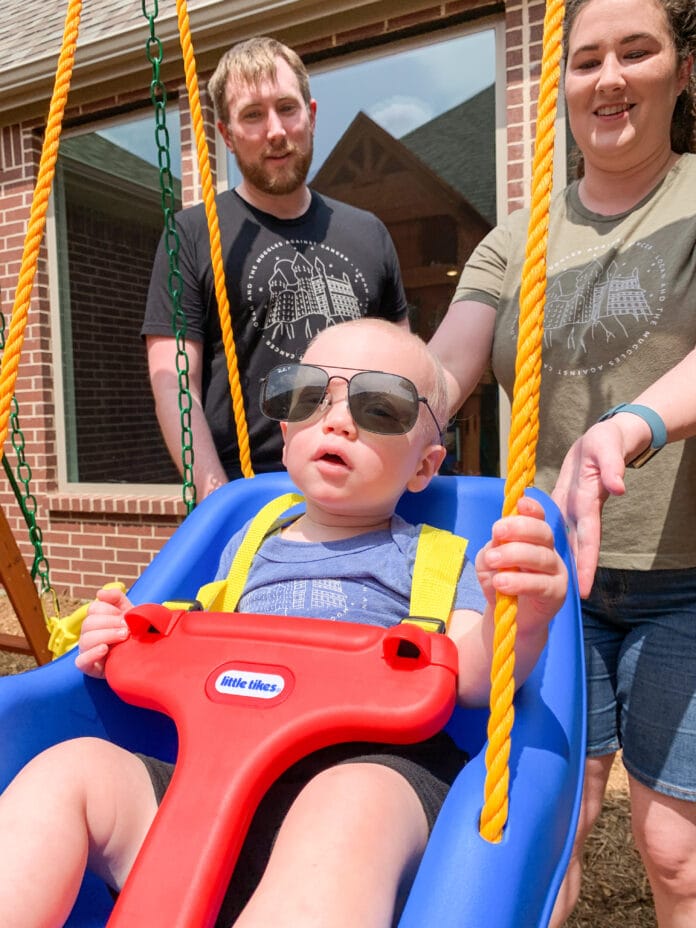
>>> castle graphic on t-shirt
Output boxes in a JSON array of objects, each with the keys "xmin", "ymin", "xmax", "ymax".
[
  {"xmin": 542, "ymin": 256, "xmax": 661, "ymax": 355},
  {"xmin": 241, "ymin": 576, "xmax": 351, "ymax": 622},
  {"xmin": 263, "ymin": 251, "xmax": 363, "ymax": 340}
]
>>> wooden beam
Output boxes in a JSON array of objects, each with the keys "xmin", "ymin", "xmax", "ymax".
[
  {"xmin": 0, "ymin": 632, "xmax": 32, "ymax": 656},
  {"xmin": 0, "ymin": 507, "xmax": 52, "ymax": 665}
]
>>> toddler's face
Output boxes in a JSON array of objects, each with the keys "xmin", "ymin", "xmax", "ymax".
[{"xmin": 280, "ymin": 324, "xmax": 444, "ymax": 522}]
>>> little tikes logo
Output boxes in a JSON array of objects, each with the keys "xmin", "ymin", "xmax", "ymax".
[
  {"xmin": 205, "ymin": 662, "xmax": 294, "ymax": 706},
  {"xmin": 215, "ymin": 669, "xmax": 285, "ymax": 699}
]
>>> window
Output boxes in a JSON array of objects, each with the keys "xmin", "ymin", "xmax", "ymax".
[
  {"xmin": 227, "ymin": 28, "xmax": 500, "ymax": 475},
  {"xmin": 52, "ymin": 25, "xmax": 501, "ymax": 489},
  {"xmin": 52, "ymin": 109, "xmax": 181, "ymax": 486}
]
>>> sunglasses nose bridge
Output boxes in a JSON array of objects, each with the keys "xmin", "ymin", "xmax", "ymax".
[
  {"xmin": 324, "ymin": 373, "xmax": 351, "ymax": 391},
  {"xmin": 321, "ymin": 373, "xmax": 351, "ymax": 407},
  {"xmin": 319, "ymin": 375, "xmax": 356, "ymax": 428}
]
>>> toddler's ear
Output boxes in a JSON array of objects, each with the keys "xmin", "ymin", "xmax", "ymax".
[
  {"xmin": 406, "ymin": 443, "xmax": 446, "ymax": 494},
  {"xmin": 280, "ymin": 422, "xmax": 288, "ymax": 468}
]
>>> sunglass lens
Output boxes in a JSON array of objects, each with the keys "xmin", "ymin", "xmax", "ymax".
[
  {"xmin": 349, "ymin": 372, "xmax": 418, "ymax": 434},
  {"xmin": 261, "ymin": 365, "xmax": 327, "ymax": 421}
]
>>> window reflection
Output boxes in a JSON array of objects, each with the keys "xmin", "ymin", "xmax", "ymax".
[
  {"xmin": 227, "ymin": 30, "xmax": 499, "ymax": 475},
  {"xmin": 55, "ymin": 110, "xmax": 181, "ymax": 484},
  {"xmin": 55, "ymin": 29, "xmax": 500, "ymax": 487}
]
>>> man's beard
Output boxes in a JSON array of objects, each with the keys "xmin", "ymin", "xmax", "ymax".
[{"xmin": 234, "ymin": 137, "xmax": 313, "ymax": 196}]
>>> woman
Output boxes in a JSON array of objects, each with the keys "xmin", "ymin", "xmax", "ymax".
[{"xmin": 430, "ymin": 1, "xmax": 696, "ymax": 924}]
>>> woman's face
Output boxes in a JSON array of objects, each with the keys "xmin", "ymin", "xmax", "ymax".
[{"xmin": 564, "ymin": 0, "xmax": 690, "ymax": 173}]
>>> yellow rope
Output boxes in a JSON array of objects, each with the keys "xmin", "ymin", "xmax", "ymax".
[
  {"xmin": 5, "ymin": 0, "xmax": 564, "ymax": 841},
  {"xmin": 175, "ymin": 0, "xmax": 254, "ymax": 478},
  {"xmin": 0, "ymin": 0, "xmax": 83, "ymax": 454},
  {"xmin": 479, "ymin": 0, "xmax": 566, "ymax": 843}
]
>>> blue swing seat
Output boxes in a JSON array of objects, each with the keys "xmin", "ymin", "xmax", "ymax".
[{"xmin": 0, "ymin": 473, "xmax": 585, "ymax": 927}]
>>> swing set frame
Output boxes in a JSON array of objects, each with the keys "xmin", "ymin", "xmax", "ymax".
[{"xmin": 0, "ymin": 1, "xmax": 583, "ymax": 924}]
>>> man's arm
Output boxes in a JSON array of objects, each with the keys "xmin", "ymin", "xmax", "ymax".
[
  {"xmin": 429, "ymin": 300, "xmax": 496, "ymax": 417},
  {"xmin": 146, "ymin": 335, "xmax": 228, "ymax": 500},
  {"xmin": 553, "ymin": 346, "xmax": 696, "ymax": 597}
]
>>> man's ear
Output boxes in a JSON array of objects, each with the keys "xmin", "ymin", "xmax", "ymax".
[
  {"xmin": 308, "ymin": 99, "xmax": 317, "ymax": 132},
  {"xmin": 217, "ymin": 119, "xmax": 234, "ymax": 152},
  {"xmin": 406, "ymin": 443, "xmax": 446, "ymax": 494},
  {"xmin": 280, "ymin": 421, "xmax": 288, "ymax": 467}
]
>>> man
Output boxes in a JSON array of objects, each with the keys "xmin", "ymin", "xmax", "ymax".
[{"xmin": 143, "ymin": 36, "xmax": 409, "ymax": 498}]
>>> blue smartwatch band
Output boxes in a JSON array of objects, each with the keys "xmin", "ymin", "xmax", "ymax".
[{"xmin": 597, "ymin": 403, "xmax": 667, "ymax": 468}]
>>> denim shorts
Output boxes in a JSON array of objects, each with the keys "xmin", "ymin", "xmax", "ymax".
[{"xmin": 584, "ymin": 566, "xmax": 696, "ymax": 801}]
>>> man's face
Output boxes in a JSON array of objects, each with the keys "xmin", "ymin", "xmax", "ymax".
[{"xmin": 219, "ymin": 56, "xmax": 316, "ymax": 197}]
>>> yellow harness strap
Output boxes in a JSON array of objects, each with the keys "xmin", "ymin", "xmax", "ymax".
[
  {"xmin": 194, "ymin": 493, "xmax": 468, "ymax": 630},
  {"xmin": 405, "ymin": 523, "xmax": 468, "ymax": 632},
  {"xmin": 195, "ymin": 492, "xmax": 304, "ymax": 612}
]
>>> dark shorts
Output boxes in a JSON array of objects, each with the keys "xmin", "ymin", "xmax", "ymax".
[
  {"xmin": 584, "ymin": 566, "xmax": 696, "ymax": 801},
  {"xmin": 137, "ymin": 731, "xmax": 467, "ymax": 926}
]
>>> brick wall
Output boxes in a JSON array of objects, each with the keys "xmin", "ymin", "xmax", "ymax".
[
  {"xmin": 0, "ymin": 0, "xmax": 549, "ymax": 608},
  {"xmin": 1, "ymin": 123, "xmax": 64, "ymax": 590},
  {"xmin": 179, "ymin": 85, "xmax": 217, "ymax": 209},
  {"xmin": 43, "ymin": 495, "xmax": 185, "ymax": 599},
  {"xmin": 504, "ymin": 0, "xmax": 559, "ymax": 212},
  {"xmin": 66, "ymin": 197, "xmax": 178, "ymax": 485}
]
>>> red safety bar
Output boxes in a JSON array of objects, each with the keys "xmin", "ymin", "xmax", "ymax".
[{"xmin": 105, "ymin": 604, "xmax": 458, "ymax": 928}]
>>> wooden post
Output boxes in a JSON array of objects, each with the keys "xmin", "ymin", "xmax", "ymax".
[
  {"xmin": 456, "ymin": 390, "xmax": 483, "ymax": 476},
  {"xmin": 0, "ymin": 506, "xmax": 51, "ymax": 665}
]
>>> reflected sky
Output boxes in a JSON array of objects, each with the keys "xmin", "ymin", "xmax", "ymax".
[
  {"xmin": 309, "ymin": 29, "xmax": 494, "ymax": 173},
  {"xmin": 96, "ymin": 110, "xmax": 181, "ymax": 178},
  {"xmin": 94, "ymin": 28, "xmax": 494, "ymax": 187},
  {"xmin": 229, "ymin": 29, "xmax": 495, "ymax": 187}
]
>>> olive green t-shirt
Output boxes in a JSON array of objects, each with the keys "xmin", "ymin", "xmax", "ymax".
[{"xmin": 455, "ymin": 153, "xmax": 696, "ymax": 570}]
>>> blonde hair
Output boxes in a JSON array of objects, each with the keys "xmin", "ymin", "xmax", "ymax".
[{"xmin": 208, "ymin": 36, "xmax": 311, "ymax": 125}]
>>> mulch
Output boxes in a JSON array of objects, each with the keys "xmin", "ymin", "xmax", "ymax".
[
  {"xmin": 566, "ymin": 767, "xmax": 656, "ymax": 928},
  {"xmin": 0, "ymin": 593, "xmax": 657, "ymax": 927}
]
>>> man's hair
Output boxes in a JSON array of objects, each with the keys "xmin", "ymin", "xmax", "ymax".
[{"xmin": 208, "ymin": 36, "xmax": 311, "ymax": 124}]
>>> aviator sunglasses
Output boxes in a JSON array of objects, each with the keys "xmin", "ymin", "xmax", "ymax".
[{"xmin": 260, "ymin": 363, "xmax": 443, "ymax": 440}]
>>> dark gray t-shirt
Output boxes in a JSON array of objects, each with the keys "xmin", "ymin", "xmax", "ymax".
[{"xmin": 143, "ymin": 190, "xmax": 408, "ymax": 478}]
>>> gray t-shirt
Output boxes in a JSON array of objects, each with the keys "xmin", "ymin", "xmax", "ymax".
[
  {"xmin": 215, "ymin": 514, "xmax": 486, "ymax": 627},
  {"xmin": 455, "ymin": 153, "xmax": 696, "ymax": 570}
]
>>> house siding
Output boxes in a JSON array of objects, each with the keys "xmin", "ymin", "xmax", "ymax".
[{"xmin": 0, "ymin": 0, "xmax": 550, "ymax": 602}]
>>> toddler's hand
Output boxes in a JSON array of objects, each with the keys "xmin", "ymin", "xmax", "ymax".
[
  {"xmin": 75, "ymin": 586, "xmax": 133, "ymax": 678},
  {"xmin": 475, "ymin": 495, "xmax": 567, "ymax": 630}
]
